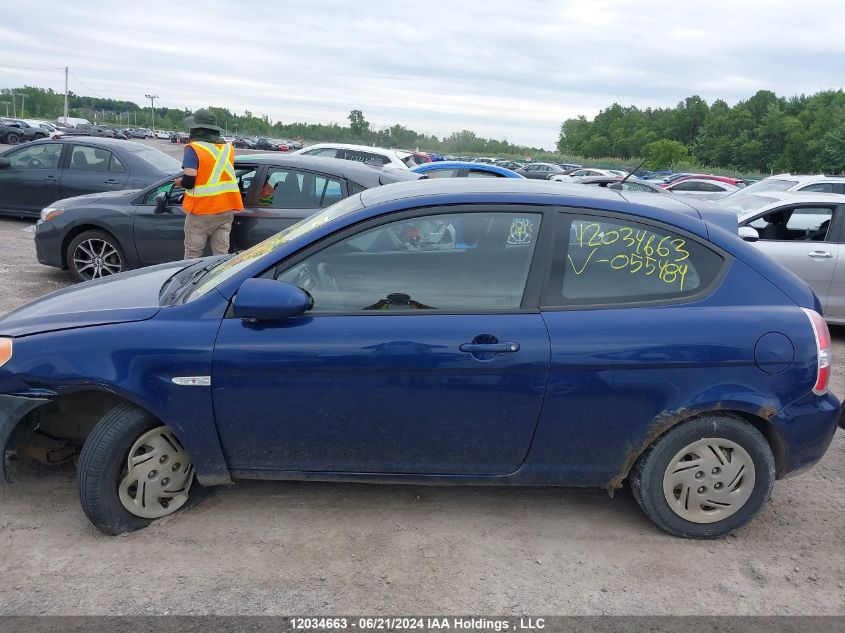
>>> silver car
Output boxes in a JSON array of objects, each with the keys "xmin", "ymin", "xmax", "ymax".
[{"xmin": 720, "ymin": 192, "xmax": 845, "ymax": 324}]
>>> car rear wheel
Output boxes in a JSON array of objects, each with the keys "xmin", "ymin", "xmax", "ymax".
[
  {"xmin": 66, "ymin": 230, "xmax": 127, "ymax": 282},
  {"xmin": 77, "ymin": 403, "xmax": 199, "ymax": 535},
  {"xmin": 5, "ymin": 132, "xmax": 21, "ymax": 144},
  {"xmin": 630, "ymin": 415, "xmax": 775, "ymax": 538}
]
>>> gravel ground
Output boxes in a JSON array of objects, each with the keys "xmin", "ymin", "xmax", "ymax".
[{"xmin": 0, "ymin": 198, "xmax": 843, "ymax": 615}]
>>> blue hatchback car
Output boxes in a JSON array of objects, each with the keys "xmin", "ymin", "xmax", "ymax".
[{"xmin": 0, "ymin": 180, "xmax": 840, "ymax": 537}]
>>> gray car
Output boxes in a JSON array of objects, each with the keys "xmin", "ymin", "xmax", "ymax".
[
  {"xmin": 0, "ymin": 137, "xmax": 181, "ymax": 218},
  {"xmin": 34, "ymin": 155, "xmax": 420, "ymax": 281},
  {"xmin": 725, "ymin": 192, "xmax": 845, "ymax": 324}
]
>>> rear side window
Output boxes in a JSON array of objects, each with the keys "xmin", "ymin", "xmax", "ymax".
[{"xmin": 544, "ymin": 214, "xmax": 725, "ymax": 306}]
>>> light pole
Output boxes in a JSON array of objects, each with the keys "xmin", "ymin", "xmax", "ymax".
[{"xmin": 144, "ymin": 94, "xmax": 159, "ymax": 134}]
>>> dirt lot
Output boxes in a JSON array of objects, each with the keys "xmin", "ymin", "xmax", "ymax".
[{"xmin": 0, "ymin": 207, "xmax": 843, "ymax": 616}]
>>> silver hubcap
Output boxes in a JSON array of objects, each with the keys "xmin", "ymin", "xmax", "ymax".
[
  {"xmin": 118, "ymin": 427, "xmax": 194, "ymax": 519},
  {"xmin": 73, "ymin": 238, "xmax": 122, "ymax": 279},
  {"xmin": 662, "ymin": 438, "xmax": 755, "ymax": 523}
]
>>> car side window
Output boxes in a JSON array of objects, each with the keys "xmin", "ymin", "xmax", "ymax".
[
  {"xmin": 424, "ymin": 169, "xmax": 458, "ymax": 178},
  {"xmin": 799, "ymin": 183, "xmax": 835, "ymax": 193},
  {"xmin": 6, "ymin": 143, "xmax": 63, "ymax": 169},
  {"xmin": 467, "ymin": 169, "xmax": 500, "ymax": 178},
  {"xmin": 277, "ymin": 211, "xmax": 541, "ymax": 312},
  {"xmin": 671, "ymin": 181, "xmax": 701, "ymax": 191},
  {"xmin": 110, "ymin": 154, "xmax": 126, "ymax": 173},
  {"xmin": 259, "ymin": 168, "xmax": 343, "ymax": 209},
  {"xmin": 69, "ymin": 146, "xmax": 112, "ymax": 172},
  {"xmin": 544, "ymin": 214, "xmax": 724, "ymax": 306},
  {"xmin": 304, "ymin": 148, "xmax": 338, "ymax": 158},
  {"xmin": 749, "ymin": 207, "xmax": 834, "ymax": 241}
]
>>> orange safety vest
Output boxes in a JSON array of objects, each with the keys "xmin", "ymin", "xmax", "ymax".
[{"xmin": 183, "ymin": 141, "xmax": 244, "ymax": 215}]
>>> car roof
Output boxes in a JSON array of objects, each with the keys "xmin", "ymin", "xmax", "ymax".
[
  {"xmin": 766, "ymin": 173, "xmax": 845, "ymax": 181},
  {"xmin": 25, "ymin": 137, "xmax": 154, "ymax": 151},
  {"xmin": 297, "ymin": 142, "xmax": 411, "ymax": 158},
  {"xmin": 411, "ymin": 161, "xmax": 520, "ymax": 173},
  {"xmin": 234, "ymin": 154, "xmax": 420, "ymax": 183},
  {"xmin": 357, "ymin": 177, "xmax": 736, "ymax": 230},
  {"xmin": 728, "ymin": 191, "xmax": 845, "ymax": 204}
]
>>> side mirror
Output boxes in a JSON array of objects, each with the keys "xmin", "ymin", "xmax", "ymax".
[
  {"xmin": 738, "ymin": 226, "xmax": 759, "ymax": 242},
  {"xmin": 232, "ymin": 278, "xmax": 313, "ymax": 321},
  {"xmin": 154, "ymin": 191, "xmax": 169, "ymax": 214},
  {"xmin": 0, "ymin": 157, "xmax": 10, "ymax": 169}
]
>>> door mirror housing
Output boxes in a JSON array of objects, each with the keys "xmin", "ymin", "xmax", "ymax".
[
  {"xmin": 0, "ymin": 157, "xmax": 10, "ymax": 169},
  {"xmin": 232, "ymin": 278, "xmax": 313, "ymax": 321},
  {"xmin": 738, "ymin": 226, "xmax": 759, "ymax": 242},
  {"xmin": 154, "ymin": 191, "xmax": 169, "ymax": 214}
]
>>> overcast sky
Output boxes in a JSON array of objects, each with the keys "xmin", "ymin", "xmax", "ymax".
[{"xmin": 1, "ymin": 0, "xmax": 843, "ymax": 148}]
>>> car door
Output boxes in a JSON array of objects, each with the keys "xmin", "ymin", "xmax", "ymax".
[
  {"xmin": 230, "ymin": 165, "xmax": 347, "ymax": 251},
  {"xmin": 211, "ymin": 207, "xmax": 551, "ymax": 475},
  {"xmin": 0, "ymin": 142, "xmax": 65, "ymax": 215},
  {"xmin": 133, "ymin": 166, "xmax": 260, "ymax": 265},
  {"xmin": 60, "ymin": 144, "xmax": 130, "ymax": 199},
  {"xmin": 741, "ymin": 204, "xmax": 840, "ymax": 313}
]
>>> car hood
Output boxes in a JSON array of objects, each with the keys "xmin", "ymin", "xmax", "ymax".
[
  {"xmin": 0, "ymin": 261, "xmax": 189, "ymax": 337},
  {"xmin": 55, "ymin": 188, "xmax": 142, "ymax": 208}
]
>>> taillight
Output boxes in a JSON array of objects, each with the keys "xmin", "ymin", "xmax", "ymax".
[{"xmin": 802, "ymin": 308, "xmax": 831, "ymax": 395}]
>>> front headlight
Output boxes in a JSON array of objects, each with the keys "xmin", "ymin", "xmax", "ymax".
[
  {"xmin": 40, "ymin": 207, "xmax": 64, "ymax": 222},
  {"xmin": 0, "ymin": 338, "xmax": 11, "ymax": 368}
]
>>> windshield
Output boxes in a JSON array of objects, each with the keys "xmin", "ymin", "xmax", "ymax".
[
  {"xmin": 188, "ymin": 194, "xmax": 366, "ymax": 300},
  {"xmin": 715, "ymin": 193, "xmax": 780, "ymax": 215},
  {"xmin": 134, "ymin": 147, "xmax": 182, "ymax": 172},
  {"xmin": 737, "ymin": 178, "xmax": 797, "ymax": 195}
]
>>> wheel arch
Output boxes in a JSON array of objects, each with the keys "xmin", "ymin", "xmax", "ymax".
[
  {"xmin": 608, "ymin": 405, "xmax": 786, "ymax": 490},
  {"xmin": 4, "ymin": 388, "xmax": 231, "ymax": 487},
  {"xmin": 60, "ymin": 224, "xmax": 128, "ymax": 270}
]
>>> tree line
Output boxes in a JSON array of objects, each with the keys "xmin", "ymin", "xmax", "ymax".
[
  {"xmin": 557, "ymin": 90, "xmax": 845, "ymax": 174},
  {"xmin": 0, "ymin": 86, "xmax": 539, "ymax": 157}
]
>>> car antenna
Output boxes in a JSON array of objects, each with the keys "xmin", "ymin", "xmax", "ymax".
[{"xmin": 619, "ymin": 159, "xmax": 648, "ymax": 186}]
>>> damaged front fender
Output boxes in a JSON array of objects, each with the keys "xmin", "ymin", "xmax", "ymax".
[{"xmin": 0, "ymin": 394, "xmax": 49, "ymax": 483}]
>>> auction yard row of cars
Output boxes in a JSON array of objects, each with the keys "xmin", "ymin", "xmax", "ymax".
[{"xmin": 0, "ymin": 135, "xmax": 843, "ymax": 538}]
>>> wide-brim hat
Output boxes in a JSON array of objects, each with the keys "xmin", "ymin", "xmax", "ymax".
[{"xmin": 185, "ymin": 108, "xmax": 223, "ymax": 133}]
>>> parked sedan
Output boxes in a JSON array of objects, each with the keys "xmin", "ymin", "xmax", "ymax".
[
  {"xmin": 729, "ymin": 192, "xmax": 845, "ymax": 324},
  {"xmin": 295, "ymin": 143, "xmax": 415, "ymax": 169},
  {"xmin": 34, "ymin": 155, "xmax": 421, "ymax": 281},
  {"xmin": 2, "ymin": 179, "xmax": 839, "ymax": 537},
  {"xmin": 665, "ymin": 178, "xmax": 740, "ymax": 198},
  {"xmin": 515, "ymin": 162, "xmax": 567, "ymax": 179},
  {"xmin": 551, "ymin": 168, "xmax": 626, "ymax": 182},
  {"xmin": 411, "ymin": 161, "xmax": 524, "ymax": 179},
  {"xmin": 0, "ymin": 137, "xmax": 181, "ymax": 218},
  {"xmin": 575, "ymin": 176, "xmax": 667, "ymax": 193}
]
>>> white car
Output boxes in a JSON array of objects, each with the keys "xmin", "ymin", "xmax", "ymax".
[
  {"xmin": 723, "ymin": 191, "xmax": 845, "ymax": 324},
  {"xmin": 294, "ymin": 142, "xmax": 414, "ymax": 169},
  {"xmin": 664, "ymin": 178, "xmax": 739, "ymax": 199},
  {"xmin": 154, "ymin": 130, "xmax": 170, "ymax": 140},
  {"xmin": 734, "ymin": 174, "xmax": 845, "ymax": 196},
  {"xmin": 551, "ymin": 168, "xmax": 626, "ymax": 182}
]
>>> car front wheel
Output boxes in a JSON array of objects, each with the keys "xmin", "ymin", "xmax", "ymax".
[
  {"xmin": 66, "ymin": 229, "xmax": 127, "ymax": 281},
  {"xmin": 630, "ymin": 415, "xmax": 775, "ymax": 538},
  {"xmin": 77, "ymin": 403, "xmax": 198, "ymax": 535}
]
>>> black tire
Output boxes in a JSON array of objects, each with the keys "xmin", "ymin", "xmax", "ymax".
[
  {"xmin": 34, "ymin": 133, "xmax": 47, "ymax": 140},
  {"xmin": 630, "ymin": 415, "xmax": 775, "ymax": 538},
  {"xmin": 77, "ymin": 403, "xmax": 205, "ymax": 535},
  {"xmin": 5, "ymin": 132, "xmax": 21, "ymax": 145},
  {"xmin": 66, "ymin": 229, "xmax": 128, "ymax": 282}
]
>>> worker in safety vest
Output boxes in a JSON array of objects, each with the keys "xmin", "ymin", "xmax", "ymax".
[{"xmin": 174, "ymin": 109, "xmax": 244, "ymax": 259}]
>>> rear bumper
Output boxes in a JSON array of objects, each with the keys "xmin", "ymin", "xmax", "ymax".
[
  {"xmin": 770, "ymin": 391, "xmax": 841, "ymax": 479},
  {"xmin": 0, "ymin": 394, "xmax": 49, "ymax": 483}
]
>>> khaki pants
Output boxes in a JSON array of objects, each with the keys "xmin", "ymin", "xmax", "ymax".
[{"xmin": 184, "ymin": 212, "xmax": 235, "ymax": 259}]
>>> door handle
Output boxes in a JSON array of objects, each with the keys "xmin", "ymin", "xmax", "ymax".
[
  {"xmin": 44, "ymin": 175, "xmax": 58, "ymax": 181},
  {"xmin": 459, "ymin": 342, "xmax": 520, "ymax": 353},
  {"xmin": 104, "ymin": 178, "xmax": 120, "ymax": 185},
  {"xmin": 808, "ymin": 250, "xmax": 833, "ymax": 258}
]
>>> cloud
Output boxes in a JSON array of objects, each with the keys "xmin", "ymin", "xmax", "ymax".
[{"xmin": 1, "ymin": 0, "xmax": 843, "ymax": 148}]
